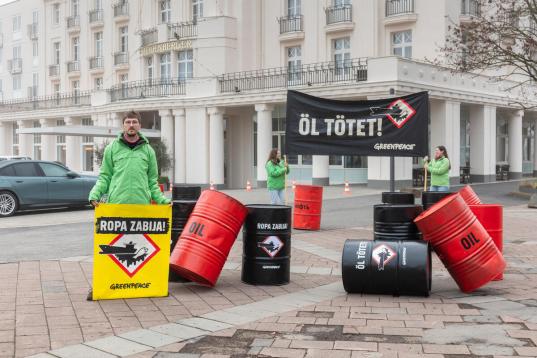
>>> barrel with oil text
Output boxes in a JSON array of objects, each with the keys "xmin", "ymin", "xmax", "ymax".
[
  {"xmin": 374, "ymin": 204, "xmax": 423, "ymax": 240},
  {"xmin": 458, "ymin": 185, "xmax": 481, "ymax": 205},
  {"xmin": 381, "ymin": 192, "xmax": 415, "ymax": 205},
  {"xmin": 242, "ymin": 205, "xmax": 291, "ymax": 285},
  {"xmin": 169, "ymin": 200, "xmax": 196, "ymax": 282},
  {"xmin": 421, "ymin": 191, "xmax": 453, "ymax": 211},
  {"xmin": 169, "ymin": 190, "xmax": 248, "ymax": 286},
  {"xmin": 293, "ymin": 185, "xmax": 323, "ymax": 230},
  {"xmin": 341, "ymin": 239, "xmax": 431, "ymax": 296},
  {"xmin": 469, "ymin": 204, "xmax": 504, "ymax": 280},
  {"xmin": 414, "ymin": 193, "xmax": 505, "ymax": 293}
]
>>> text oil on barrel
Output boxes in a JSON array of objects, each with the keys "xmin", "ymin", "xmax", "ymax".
[
  {"xmin": 242, "ymin": 205, "xmax": 292, "ymax": 285},
  {"xmin": 293, "ymin": 184, "xmax": 323, "ymax": 230}
]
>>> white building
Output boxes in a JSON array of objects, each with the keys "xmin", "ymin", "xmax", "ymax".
[{"xmin": 0, "ymin": 0, "xmax": 535, "ymax": 189}]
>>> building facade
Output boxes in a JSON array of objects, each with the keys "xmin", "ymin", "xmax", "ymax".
[{"xmin": 0, "ymin": 0, "xmax": 535, "ymax": 189}]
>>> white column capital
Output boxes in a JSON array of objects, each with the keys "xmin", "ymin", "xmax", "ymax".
[
  {"xmin": 17, "ymin": 120, "xmax": 28, "ymax": 127},
  {"xmin": 39, "ymin": 118, "xmax": 54, "ymax": 126},
  {"xmin": 159, "ymin": 109, "xmax": 172, "ymax": 118},
  {"xmin": 207, "ymin": 107, "xmax": 225, "ymax": 116},
  {"xmin": 255, "ymin": 104, "xmax": 274, "ymax": 113},
  {"xmin": 0, "ymin": 121, "xmax": 7, "ymax": 128},
  {"xmin": 511, "ymin": 109, "xmax": 524, "ymax": 119},
  {"xmin": 172, "ymin": 108, "xmax": 185, "ymax": 117},
  {"xmin": 64, "ymin": 117, "xmax": 74, "ymax": 125}
]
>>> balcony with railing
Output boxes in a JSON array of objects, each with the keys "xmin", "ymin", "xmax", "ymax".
[
  {"xmin": 278, "ymin": 15, "xmax": 303, "ymax": 34},
  {"xmin": 167, "ymin": 22, "xmax": 197, "ymax": 40},
  {"xmin": 109, "ymin": 78, "xmax": 186, "ymax": 102},
  {"xmin": 49, "ymin": 64, "xmax": 60, "ymax": 77},
  {"xmin": 218, "ymin": 58, "xmax": 367, "ymax": 93},
  {"xmin": 0, "ymin": 90, "xmax": 91, "ymax": 113},
  {"xmin": 89, "ymin": 57, "xmax": 104, "ymax": 71},
  {"xmin": 89, "ymin": 9, "xmax": 104, "ymax": 26},
  {"xmin": 113, "ymin": 2, "xmax": 129, "ymax": 20},
  {"xmin": 67, "ymin": 61, "xmax": 80, "ymax": 74},
  {"xmin": 8, "ymin": 58, "xmax": 23, "ymax": 74},
  {"xmin": 114, "ymin": 52, "xmax": 129, "ymax": 66},
  {"xmin": 461, "ymin": 0, "xmax": 480, "ymax": 16},
  {"xmin": 325, "ymin": 5, "xmax": 354, "ymax": 33},
  {"xmin": 384, "ymin": 0, "xmax": 416, "ymax": 24},
  {"xmin": 141, "ymin": 28, "xmax": 158, "ymax": 46},
  {"xmin": 27, "ymin": 23, "xmax": 38, "ymax": 39},
  {"xmin": 67, "ymin": 16, "xmax": 80, "ymax": 31}
]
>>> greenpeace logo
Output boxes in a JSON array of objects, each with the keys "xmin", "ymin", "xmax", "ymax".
[{"xmin": 374, "ymin": 143, "xmax": 416, "ymax": 151}]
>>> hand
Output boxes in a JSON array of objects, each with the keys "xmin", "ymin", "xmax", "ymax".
[
  {"xmin": 423, "ymin": 156, "xmax": 429, "ymax": 162},
  {"xmin": 90, "ymin": 200, "xmax": 99, "ymax": 208}
]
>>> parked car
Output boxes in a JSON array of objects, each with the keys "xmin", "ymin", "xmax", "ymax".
[
  {"xmin": 0, "ymin": 156, "xmax": 31, "ymax": 161},
  {"xmin": 0, "ymin": 160, "xmax": 98, "ymax": 217}
]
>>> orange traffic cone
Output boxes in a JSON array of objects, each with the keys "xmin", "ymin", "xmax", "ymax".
[
  {"xmin": 292, "ymin": 180, "xmax": 297, "ymax": 190},
  {"xmin": 210, "ymin": 181, "xmax": 215, "ymax": 190},
  {"xmin": 344, "ymin": 181, "xmax": 351, "ymax": 194},
  {"xmin": 246, "ymin": 180, "xmax": 252, "ymax": 191}
]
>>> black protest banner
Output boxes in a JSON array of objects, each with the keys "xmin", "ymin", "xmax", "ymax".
[{"xmin": 285, "ymin": 90, "xmax": 429, "ymax": 157}]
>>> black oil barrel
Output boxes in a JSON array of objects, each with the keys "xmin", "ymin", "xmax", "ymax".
[
  {"xmin": 341, "ymin": 239, "xmax": 431, "ymax": 296},
  {"xmin": 172, "ymin": 185, "xmax": 201, "ymax": 200},
  {"xmin": 169, "ymin": 200, "xmax": 197, "ymax": 282},
  {"xmin": 373, "ymin": 204, "xmax": 423, "ymax": 240},
  {"xmin": 242, "ymin": 204, "xmax": 291, "ymax": 285},
  {"xmin": 381, "ymin": 192, "xmax": 415, "ymax": 205},
  {"xmin": 421, "ymin": 191, "xmax": 453, "ymax": 211}
]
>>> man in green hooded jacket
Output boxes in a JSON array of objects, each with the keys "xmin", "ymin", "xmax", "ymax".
[{"xmin": 89, "ymin": 111, "xmax": 170, "ymax": 206}]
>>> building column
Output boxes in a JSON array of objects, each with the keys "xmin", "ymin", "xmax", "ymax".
[
  {"xmin": 65, "ymin": 117, "xmax": 82, "ymax": 172},
  {"xmin": 367, "ymin": 157, "xmax": 413, "ymax": 189},
  {"xmin": 173, "ymin": 109, "xmax": 186, "ymax": 184},
  {"xmin": 17, "ymin": 120, "xmax": 33, "ymax": 158},
  {"xmin": 255, "ymin": 104, "xmax": 274, "ymax": 188},
  {"xmin": 159, "ymin": 109, "xmax": 175, "ymax": 182},
  {"xmin": 185, "ymin": 107, "xmax": 209, "ymax": 184},
  {"xmin": 430, "ymin": 100, "xmax": 461, "ymax": 185},
  {"xmin": 312, "ymin": 156, "xmax": 329, "ymax": 186},
  {"xmin": 110, "ymin": 112, "xmax": 122, "ymax": 129},
  {"xmin": 469, "ymin": 105, "xmax": 496, "ymax": 182},
  {"xmin": 534, "ymin": 119, "xmax": 537, "ymax": 177},
  {"xmin": 39, "ymin": 119, "xmax": 56, "ymax": 161},
  {"xmin": 208, "ymin": 107, "xmax": 225, "ymax": 187},
  {"xmin": 0, "ymin": 122, "xmax": 11, "ymax": 156},
  {"xmin": 508, "ymin": 110, "xmax": 523, "ymax": 179}
]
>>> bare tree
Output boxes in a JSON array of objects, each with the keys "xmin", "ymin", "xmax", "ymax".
[{"xmin": 438, "ymin": 0, "xmax": 537, "ymax": 89}]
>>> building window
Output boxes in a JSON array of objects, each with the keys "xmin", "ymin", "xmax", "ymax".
[
  {"xmin": 95, "ymin": 32, "xmax": 103, "ymax": 57},
  {"xmin": 56, "ymin": 119, "xmax": 66, "ymax": 164},
  {"xmin": 12, "ymin": 15, "xmax": 21, "ymax": 34},
  {"xmin": 32, "ymin": 40, "xmax": 39, "ymax": 59},
  {"xmin": 95, "ymin": 77, "xmax": 103, "ymax": 89},
  {"xmin": 0, "ymin": 48, "xmax": 3, "ymax": 73},
  {"xmin": 72, "ymin": 36, "xmax": 80, "ymax": 61},
  {"xmin": 160, "ymin": 52, "xmax": 171, "ymax": 79},
  {"xmin": 287, "ymin": 46, "xmax": 302, "ymax": 82},
  {"xmin": 82, "ymin": 118, "xmax": 94, "ymax": 172},
  {"xmin": 53, "ymin": 42, "xmax": 60, "ymax": 65},
  {"xmin": 333, "ymin": 37, "xmax": 350, "ymax": 76},
  {"xmin": 120, "ymin": 74, "xmax": 128, "ymax": 97},
  {"xmin": 32, "ymin": 73, "xmax": 39, "ymax": 96},
  {"xmin": 177, "ymin": 50, "xmax": 193, "ymax": 81},
  {"xmin": 288, "ymin": 0, "xmax": 301, "ymax": 16},
  {"xmin": 12, "ymin": 122, "xmax": 19, "ymax": 155},
  {"xmin": 53, "ymin": 3, "xmax": 60, "ymax": 25},
  {"xmin": 54, "ymin": 83, "xmax": 60, "ymax": 95},
  {"xmin": 523, "ymin": 119, "xmax": 535, "ymax": 163},
  {"xmin": 193, "ymin": 0, "xmax": 203, "ymax": 21},
  {"xmin": 33, "ymin": 121, "xmax": 41, "ymax": 160},
  {"xmin": 12, "ymin": 74, "xmax": 21, "ymax": 91},
  {"xmin": 147, "ymin": 57, "xmax": 154, "ymax": 80},
  {"xmin": 160, "ymin": 0, "xmax": 171, "ymax": 23},
  {"xmin": 496, "ymin": 117, "xmax": 509, "ymax": 163},
  {"xmin": 119, "ymin": 26, "xmax": 128, "ymax": 52},
  {"xmin": 392, "ymin": 30, "xmax": 412, "ymax": 58},
  {"xmin": 72, "ymin": 0, "xmax": 79, "ymax": 16}
]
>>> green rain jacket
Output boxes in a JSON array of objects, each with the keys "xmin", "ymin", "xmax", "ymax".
[
  {"xmin": 88, "ymin": 132, "xmax": 170, "ymax": 205},
  {"xmin": 266, "ymin": 160, "xmax": 290, "ymax": 190},
  {"xmin": 427, "ymin": 156, "xmax": 450, "ymax": 187}
]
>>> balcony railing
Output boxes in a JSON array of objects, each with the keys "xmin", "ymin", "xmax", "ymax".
[
  {"xmin": 109, "ymin": 78, "xmax": 186, "ymax": 102},
  {"xmin": 49, "ymin": 64, "xmax": 60, "ymax": 76},
  {"xmin": 218, "ymin": 58, "xmax": 367, "ymax": 93},
  {"xmin": 27, "ymin": 23, "xmax": 38, "ymax": 39},
  {"xmin": 461, "ymin": 0, "xmax": 480, "ymax": 16},
  {"xmin": 141, "ymin": 28, "xmax": 158, "ymax": 46},
  {"xmin": 167, "ymin": 22, "xmax": 197, "ymax": 40},
  {"xmin": 8, "ymin": 58, "xmax": 23, "ymax": 74},
  {"xmin": 89, "ymin": 9, "xmax": 104, "ymax": 23},
  {"xmin": 89, "ymin": 57, "xmax": 104, "ymax": 69},
  {"xmin": 114, "ymin": 52, "xmax": 129, "ymax": 65},
  {"xmin": 67, "ymin": 61, "xmax": 80, "ymax": 73},
  {"xmin": 325, "ymin": 5, "xmax": 352, "ymax": 24},
  {"xmin": 67, "ymin": 16, "xmax": 80, "ymax": 28},
  {"xmin": 113, "ymin": 2, "xmax": 129, "ymax": 17},
  {"xmin": 0, "ymin": 90, "xmax": 91, "ymax": 113},
  {"xmin": 278, "ymin": 15, "xmax": 303, "ymax": 33},
  {"xmin": 386, "ymin": 0, "xmax": 414, "ymax": 16}
]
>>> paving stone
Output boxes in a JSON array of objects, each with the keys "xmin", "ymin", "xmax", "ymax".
[
  {"xmin": 85, "ymin": 336, "xmax": 152, "ymax": 356},
  {"xmin": 49, "ymin": 344, "xmax": 118, "ymax": 358},
  {"xmin": 305, "ymin": 348, "xmax": 351, "ymax": 358},
  {"xmin": 468, "ymin": 344, "xmax": 515, "ymax": 356},
  {"xmin": 250, "ymin": 338, "xmax": 274, "ymax": 347},
  {"xmin": 119, "ymin": 329, "xmax": 182, "ymax": 348},
  {"xmin": 290, "ymin": 340, "xmax": 333, "ymax": 349},
  {"xmin": 177, "ymin": 318, "xmax": 233, "ymax": 332},
  {"xmin": 259, "ymin": 347, "xmax": 307, "ymax": 358},
  {"xmin": 422, "ymin": 344, "xmax": 470, "ymax": 354},
  {"xmin": 25, "ymin": 354, "xmax": 57, "ymax": 358},
  {"xmin": 150, "ymin": 324, "xmax": 207, "ymax": 340}
]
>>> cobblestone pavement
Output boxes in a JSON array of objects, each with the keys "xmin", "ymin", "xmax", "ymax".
[{"xmin": 1, "ymin": 205, "xmax": 537, "ymax": 358}]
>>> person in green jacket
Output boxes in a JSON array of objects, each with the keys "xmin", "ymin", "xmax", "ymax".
[
  {"xmin": 265, "ymin": 148, "xmax": 289, "ymax": 205},
  {"xmin": 425, "ymin": 145, "xmax": 451, "ymax": 192},
  {"xmin": 88, "ymin": 111, "xmax": 171, "ymax": 207}
]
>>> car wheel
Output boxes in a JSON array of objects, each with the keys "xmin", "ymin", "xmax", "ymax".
[{"xmin": 0, "ymin": 191, "xmax": 18, "ymax": 217}]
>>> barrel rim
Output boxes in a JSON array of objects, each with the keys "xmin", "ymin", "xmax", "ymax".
[{"xmin": 414, "ymin": 192, "xmax": 458, "ymax": 223}]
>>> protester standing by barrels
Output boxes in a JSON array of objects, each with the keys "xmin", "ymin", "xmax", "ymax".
[
  {"xmin": 266, "ymin": 148, "xmax": 289, "ymax": 205},
  {"xmin": 425, "ymin": 146, "xmax": 451, "ymax": 192}
]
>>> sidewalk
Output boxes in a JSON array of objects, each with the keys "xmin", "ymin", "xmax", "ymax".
[{"xmin": 1, "ymin": 203, "xmax": 536, "ymax": 357}]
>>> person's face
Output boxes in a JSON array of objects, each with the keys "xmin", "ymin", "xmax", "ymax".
[
  {"xmin": 123, "ymin": 117, "xmax": 140, "ymax": 137},
  {"xmin": 276, "ymin": 150, "xmax": 281, "ymax": 159},
  {"xmin": 434, "ymin": 147, "xmax": 443, "ymax": 159}
]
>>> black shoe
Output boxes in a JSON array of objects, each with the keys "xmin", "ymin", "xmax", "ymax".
[{"xmin": 86, "ymin": 289, "xmax": 93, "ymax": 301}]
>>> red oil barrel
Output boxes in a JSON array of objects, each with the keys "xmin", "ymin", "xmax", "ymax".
[
  {"xmin": 293, "ymin": 185, "xmax": 323, "ymax": 230},
  {"xmin": 414, "ymin": 193, "xmax": 505, "ymax": 293},
  {"xmin": 458, "ymin": 185, "xmax": 481, "ymax": 205},
  {"xmin": 169, "ymin": 190, "xmax": 248, "ymax": 286},
  {"xmin": 469, "ymin": 204, "xmax": 504, "ymax": 280}
]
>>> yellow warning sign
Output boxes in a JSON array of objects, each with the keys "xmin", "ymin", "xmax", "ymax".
[{"xmin": 92, "ymin": 204, "xmax": 171, "ymax": 300}]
